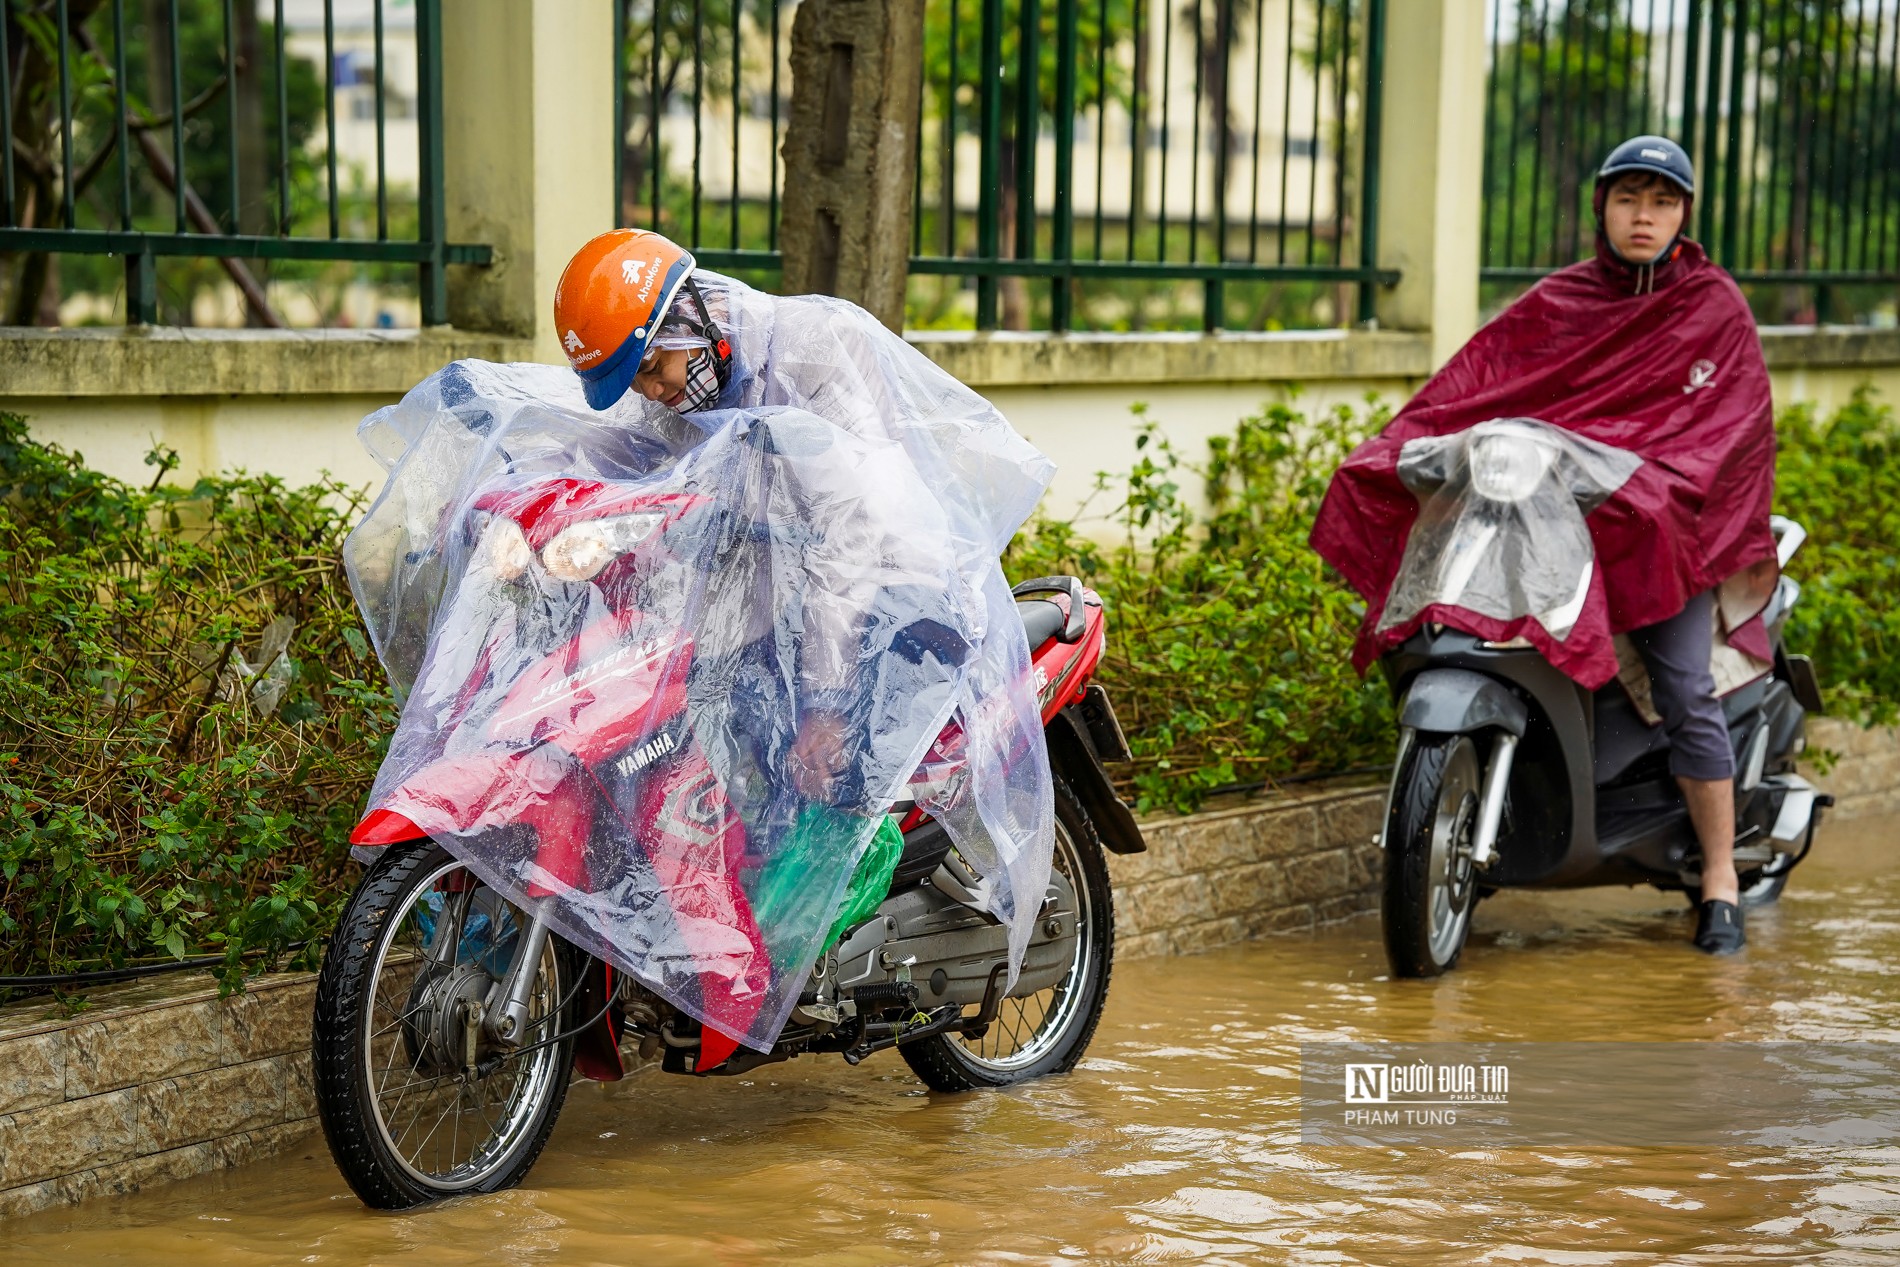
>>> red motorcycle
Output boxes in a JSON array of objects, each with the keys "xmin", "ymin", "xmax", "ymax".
[{"xmin": 312, "ymin": 475, "xmax": 1144, "ymax": 1208}]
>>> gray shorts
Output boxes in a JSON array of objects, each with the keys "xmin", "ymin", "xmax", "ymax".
[{"xmin": 1626, "ymin": 590, "xmax": 1736, "ymax": 782}]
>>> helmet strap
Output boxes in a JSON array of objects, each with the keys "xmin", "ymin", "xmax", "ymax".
[{"xmin": 679, "ymin": 276, "xmax": 734, "ymax": 394}]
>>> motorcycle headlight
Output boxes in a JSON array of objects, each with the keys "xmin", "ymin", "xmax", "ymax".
[
  {"xmin": 477, "ymin": 514, "xmax": 533, "ymax": 582},
  {"xmin": 1469, "ymin": 431, "xmax": 1555, "ymax": 503},
  {"xmin": 541, "ymin": 511, "xmax": 666, "ymax": 583}
]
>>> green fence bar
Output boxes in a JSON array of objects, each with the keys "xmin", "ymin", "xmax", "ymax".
[
  {"xmin": 169, "ymin": 0, "xmax": 184, "ymax": 232},
  {"xmin": 57, "ymin": 0, "xmax": 74, "ymax": 228},
  {"xmin": 1050, "ymin": 0, "xmax": 1078, "ymax": 331},
  {"xmin": 1358, "ymin": 0, "xmax": 1387, "ymax": 324},
  {"xmin": 1, "ymin": 11, "xmax": 13, "ymax": 228},
  {"xmin": 323, "ymin": 0, "xmax": 339, "ymax": 239},
  {"xmin": 374, "ymin": 0, "xmax": 388, "ymax": 239},
  {"xmin": 416, "ymin": 0, "xmax": 449, "ymax": 323},
  {"xmin": 976, "ymin": 0, "xmax": 1003, "ymax": 327}
]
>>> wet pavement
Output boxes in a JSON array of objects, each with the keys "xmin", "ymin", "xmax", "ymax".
[{"xmin": 6, "ymin": 813, "xmax": 1899, "ymax": 1265}]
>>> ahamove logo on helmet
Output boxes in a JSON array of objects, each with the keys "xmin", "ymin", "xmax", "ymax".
[{"xmin": 621, "ymin": 257, "xmax": 661, "ymax": 304}]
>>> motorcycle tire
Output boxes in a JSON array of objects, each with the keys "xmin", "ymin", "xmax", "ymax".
[
  {"xmin": 899, "ymin": 778, "xmax": 1115, "ymax": 1092},
  {"xmin": 1382, "ymin": 732, "xmax": 1482, "ymax": 978},
  {"xmin": 313, "ymin": 839, "xmax": 579, "ymax": 1209}
]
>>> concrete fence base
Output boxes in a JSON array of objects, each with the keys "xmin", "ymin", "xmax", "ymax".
[{"xmin": 0, "ymin": 718, "xmax": 1889, "ymax": 1220}]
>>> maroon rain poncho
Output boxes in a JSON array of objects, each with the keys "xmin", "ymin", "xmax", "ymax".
[{"xmin": 1310, "ymin": 234, "xmax": 1778, "ymax": 688}]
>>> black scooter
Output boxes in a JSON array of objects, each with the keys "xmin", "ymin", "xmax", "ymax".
[{"xmin": 1375, "ymin": 511, "xmax": 1829, "ymax": 977}]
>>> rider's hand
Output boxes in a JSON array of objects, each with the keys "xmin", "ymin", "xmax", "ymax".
[{"xmin": 788, "ymin": 710, "xmax": 849, "ymax": 801}]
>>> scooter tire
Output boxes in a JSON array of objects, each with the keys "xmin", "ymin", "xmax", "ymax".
[
  {"xmin": 313, "ymin": 839, "xmax": 578, "ymax": 1209},
  {"xmin": 899, "ymin": 778, "xmax": 1115, "ymax": 1091},
  {"xmin": 1382, "ymin": 733, "xmax": 1482, "ymax": 979}
]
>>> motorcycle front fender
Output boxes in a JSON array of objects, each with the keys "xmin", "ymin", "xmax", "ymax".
[{"xmin": 1398, "ymin": 667, "xmax": 1530, "ymax": 737}]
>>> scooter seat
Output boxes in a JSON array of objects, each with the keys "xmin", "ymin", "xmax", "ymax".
[{"xmin": 1017, "ymin": 598, "xmax": 1066, "ymax": 649}]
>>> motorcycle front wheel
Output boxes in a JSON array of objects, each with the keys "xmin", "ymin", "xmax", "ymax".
[
  {"xmin": 899, "ymin": 777, "xmax": 1115, "ymax": 1091},
  {"xmin": 312, "ymin": 840, "xmax": 579, "ymax": 1209},
  {"xmin": 1382, "ymin": 732, "xmax": 1481, "ymax": 978}
]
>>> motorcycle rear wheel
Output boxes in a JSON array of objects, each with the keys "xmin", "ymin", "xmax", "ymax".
[
  {"xmin": 899, "ymin": 778, "xmax": 1115, "ymax": 1091},
  {"xmin": 313, "ymin": 840, "xmax": 578, "ymax": 1209},
  {"xmin": 1383, "ymin": 733, "xmax": 1481, "ymax": 978}
]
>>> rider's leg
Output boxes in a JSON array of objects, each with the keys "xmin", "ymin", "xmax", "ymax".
[
  {"xmin": 1679, "ymin": 776, "xmax": 1738, "ymax": 904},
  {"xmin": 1628, "ymin": 591, "xmax": 1739, "ymax": 904}
]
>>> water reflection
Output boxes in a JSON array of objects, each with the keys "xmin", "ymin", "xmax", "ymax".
[{"xmin": 8, "ymin": 815, "xmax": 1898, "ymax": 1264}]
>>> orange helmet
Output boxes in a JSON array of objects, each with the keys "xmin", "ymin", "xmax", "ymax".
[{"xmin": 553, "ymin": 229, "xmax": 698, "ymax": 410}]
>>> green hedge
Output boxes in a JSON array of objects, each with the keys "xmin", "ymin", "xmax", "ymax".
[
  {"xmin": 0, "ymin": 415, "xmax": 392, "ymax": 984},
  {"xmin": 1006, "ymin": 395, "xmax": 1396, "ymax": 814},
  {"xmin": 2, "ymin": 387, "xmax": 1894, "ymax": 981},
  {"xmin": 1772, "ymin": 387, "xmax": 1900, "ymax": 727}
]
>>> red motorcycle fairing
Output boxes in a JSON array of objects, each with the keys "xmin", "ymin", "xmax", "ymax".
[
  {"xmin": 349, "ymin": 486, "xmax": 1088, "ymax": 1078},
  {"xmin": 353, "ymin": 484, "xmax": 768, "ymax": 1071}
]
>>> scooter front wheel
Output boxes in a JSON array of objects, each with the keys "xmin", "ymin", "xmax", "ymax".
[
  {"xmin": 312, "ymin": 840, "xmax": 579, "ymax": 1208},
  {"xmin": 1382, "ymin": 733, "xmax": 1482, "ymax": 978}
]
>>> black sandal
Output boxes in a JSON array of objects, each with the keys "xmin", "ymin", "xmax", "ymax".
[{"xmin": 1693, "ymin": 899, "xmax": 1746, "ymax": 955}]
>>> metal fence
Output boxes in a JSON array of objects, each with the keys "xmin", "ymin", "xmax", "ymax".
[
  {"xmin": 614, "ymin": 0, "xmax": 1394, "ymax": 332},
  {"xmin": 1483, "ymin": 0, "xmax": 1900, "ymax": 315},
  {"xmin": 0, "ymin": 0, "xmax": 487, "ymax": 326}
]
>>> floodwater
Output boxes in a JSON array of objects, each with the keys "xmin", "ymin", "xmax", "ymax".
[{"xmin": 9, "ymin": 813, "xmax": 1900, "ymax": 1265}]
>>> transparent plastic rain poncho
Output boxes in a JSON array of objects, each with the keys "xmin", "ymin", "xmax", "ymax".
[
  {"xmin": 344, "ymin": 275, "xmax": 1057, "ymax": 1053},
  {"xmin": 1378, "ymin": 418, "xmax": 1643, "ymax": 642}
]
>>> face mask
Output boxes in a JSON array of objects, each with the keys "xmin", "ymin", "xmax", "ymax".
[{"xmin": 674, "ymin": 349, "xmax": 722, "ymax": 413}]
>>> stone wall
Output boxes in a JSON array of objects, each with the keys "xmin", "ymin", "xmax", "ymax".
[
  {"xmin": 0, "ymin": 723, "xmax": 1892, "ymax": 1220},
  {"xmin": 1806, "ymin": 718, "xmax": 1900, "ymax": 821},
  {"xmin": 0, "ymin": 973, "xmax": 318, "ymax": 1219},
  {"xmin": 1110, "ymin": 785, "xmax": 1386, "ymax": 961}
]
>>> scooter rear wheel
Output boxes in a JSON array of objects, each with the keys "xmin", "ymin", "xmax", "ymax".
[{"xmin": 1382, "ymin": 733, "xmax": 1482, "ymax": 978}]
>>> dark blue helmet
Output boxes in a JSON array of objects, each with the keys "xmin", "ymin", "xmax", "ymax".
[{"xmin": 1597, "ymin": 135, "xmax": 1696, "ymax": 196}]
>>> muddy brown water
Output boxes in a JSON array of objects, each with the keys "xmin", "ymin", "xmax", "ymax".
[{"xmin": 8, "ymin": 814, "xmax": 1900, "ymax": 1265}]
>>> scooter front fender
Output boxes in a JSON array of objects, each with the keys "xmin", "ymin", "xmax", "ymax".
[{"xmin": 1399, "ymin": 668, "xmax": 1530, "ymax": 738}]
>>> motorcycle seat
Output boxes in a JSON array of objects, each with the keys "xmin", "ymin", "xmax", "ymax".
[{"xmin": 1016, "ymin": 598, "xmax": 1066, "ymax": 649}]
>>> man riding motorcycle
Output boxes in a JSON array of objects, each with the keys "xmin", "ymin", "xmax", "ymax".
[{"xmin": 1311, "ymin": 136, "xmax": 1778, "ymax": 955}]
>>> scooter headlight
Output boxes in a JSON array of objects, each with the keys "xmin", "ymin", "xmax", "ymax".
[
  {"xmin": 541, "ymin": 511, "xmax": 666, "ymax": 583},
  {"xmin": 476, "ymin": 514, "xmax": 533, "ymax": 582},
  {"xmin": 1469, "ymin": 431, "xmax": 1556, "ymax": 503}
]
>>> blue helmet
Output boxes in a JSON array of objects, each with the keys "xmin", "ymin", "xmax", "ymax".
[{"xmin": 1596, "ymin": 135, "xmax": 1696, "ymax": 197}]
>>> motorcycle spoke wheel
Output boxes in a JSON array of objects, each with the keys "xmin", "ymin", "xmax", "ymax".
[
  {"xmin": 899, "ymin": 778, "xmax": 1115, "ymax": 1091},
  {"xmin": 314, "ymin": 842, "xmax": 578, "ymax": 1208},
  {"xmin": 362, "ymin": 861, "xmax": 566, "ymax": 1189}
]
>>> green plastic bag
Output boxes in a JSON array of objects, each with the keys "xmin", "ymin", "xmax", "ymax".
[{"xmin": 746, "ymin": 808, "xmax": 905, "ymax": 970}]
